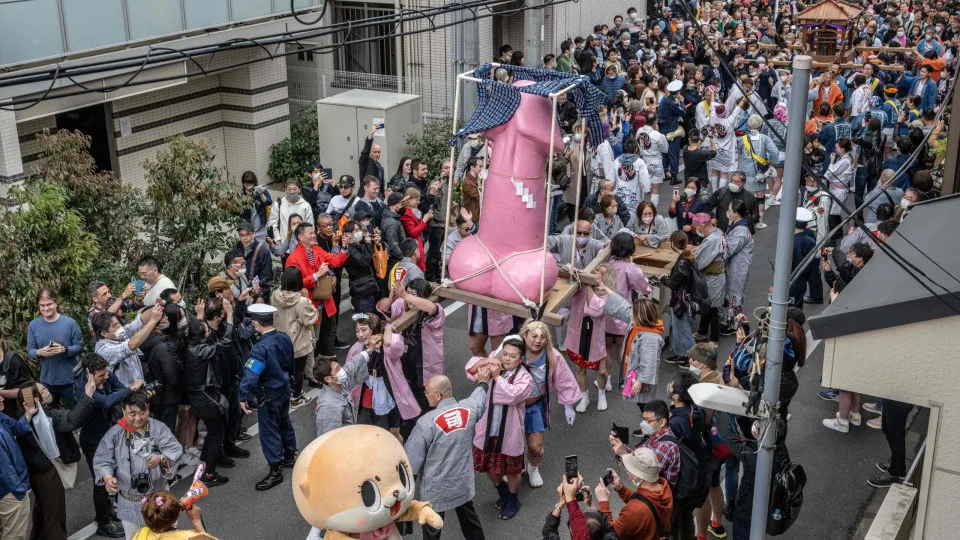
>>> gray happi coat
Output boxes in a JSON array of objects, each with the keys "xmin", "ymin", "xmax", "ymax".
[
  {"xmin": 724, "ymin": 221, "xmax": 754, "ymax": 301},
  {"xmin": 602, "ymin": 291, "xmax": 665, "ymax": 404},
  {"xmin": 404, "ymin": 387, "xmax": 487, "ymax": 512},
  {"xmin": 548, "ymin": 234, "xmax": 606, "ymax": 270},
  {"xmin": 695, "ymin": 228, "xmax": 727, "ymax": 308},
  {"xmin": 93, "ymin": 418, "xmax": 182, "ymax": 526}
]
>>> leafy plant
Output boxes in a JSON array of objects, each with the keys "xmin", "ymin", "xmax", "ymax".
[
  {"xmin": 141, "ymin": 135, "xmax": 246, "ymax": 301},
  {"xmin": 404, "ymin": 116, "xmax": 454, "ymax": 184},
  {"xmin": 0, "ymin": 184, "xmax": 99, "ymax": 349},
  {"xmin": 268, "ymin": 103, "xmax": 320, "ymax": 184}
]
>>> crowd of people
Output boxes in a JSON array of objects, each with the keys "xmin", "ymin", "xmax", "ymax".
[{"xmin": 0, "ymin": 0, "xmax": 951, "ymax": 539}]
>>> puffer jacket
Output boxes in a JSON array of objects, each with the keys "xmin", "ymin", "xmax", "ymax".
[{"xmin": 271, "ymin": 289, "xmax": 319, "ymax": 358}]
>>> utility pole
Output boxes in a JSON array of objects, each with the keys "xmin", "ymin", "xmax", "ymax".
[
  {"xmin": 524, "ymin": 0, "xmax": 543, "ymax": 71},
  {"xmin": 749, "ymin": 54, "xmax": 811, "ymax": 539}
]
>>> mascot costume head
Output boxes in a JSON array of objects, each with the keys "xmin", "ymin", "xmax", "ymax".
[{"xmin": 293, "ymin": 424, "xmax": 443, "ymax": 539}]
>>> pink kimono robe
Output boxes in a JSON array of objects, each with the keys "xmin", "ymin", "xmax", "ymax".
[
  {"xmin": 466, "ymin": 305, "xmax": 513, "ymax": 336},
  {"xmin": 563, "ymin": 290, "xmax": 607, "ymax": 369},
  {"xmin": 347, "ymin": 333, "xmax": 421, "ymax": 420},
  {"xmin": 381, "ymin": 298, "xmax": 446, "ymax": 382},
  {"xmin": 465, "ymin": 356, "xmax": 532, "ymax": 457},
  {"xmin": 536, "ymin": 347, "xmax": 583, "ymax": 406},
  {"xmin": 604, "ymin": 259, "xmax": 652, "ymax": 336}
]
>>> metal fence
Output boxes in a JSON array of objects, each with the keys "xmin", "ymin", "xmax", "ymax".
[{"xmin": 287, "ymin": 66, "xmax": 452, "ymax": 123}]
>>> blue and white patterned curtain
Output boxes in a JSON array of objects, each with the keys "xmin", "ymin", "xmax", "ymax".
[{"xmin": 449, "ymin": 63, "xmax": 606, "ymax": 148}]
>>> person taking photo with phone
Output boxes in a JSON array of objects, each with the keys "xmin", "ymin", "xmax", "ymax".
[{"xmin": 595, "ymin": 447, "xmax": 674, "ymax": 540}]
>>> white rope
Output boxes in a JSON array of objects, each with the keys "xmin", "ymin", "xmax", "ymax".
[{"xmin": 440, "ymin": 234, "xmax": 542, "ymax": 310}]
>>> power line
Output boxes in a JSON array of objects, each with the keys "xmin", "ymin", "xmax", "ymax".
[{"xmin": 0, "ymin": 0, "xmax": 578, "ymax": 110}]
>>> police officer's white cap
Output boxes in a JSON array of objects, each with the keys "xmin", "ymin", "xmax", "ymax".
[
  {"xmin": 248, "ymin": 304, "xmax": 278, "ymax": 315},
  {"xmin": 666, "ymin": 80, "xmax": 683, "ymax": 93},
  {"xmin": 796, "ymin": 207, "xmax": 814, "ymax": 223}
]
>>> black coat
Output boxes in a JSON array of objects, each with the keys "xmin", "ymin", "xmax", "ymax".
[
  {"xmin": 358, "ymin": 137, "xmax": 385, "ymax": 193},
  {"xmin": 235, "ymin": 240, "xmax": 274, "ymax": 299},
  {"xmin": 141, "ymin": 333, "xmax": 184, "ymax": 406},
  {"xmin": 704, "ymin": 187, "xmax": 759, "ymax": 231}
]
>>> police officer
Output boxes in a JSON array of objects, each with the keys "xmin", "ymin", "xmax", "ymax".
[{"xmin": 239, "ymin": 303, "xmax": 298, "ymax": 491}]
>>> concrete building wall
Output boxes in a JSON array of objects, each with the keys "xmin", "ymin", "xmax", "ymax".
[{"xmin": 822, "ymin": 314, "xmax": 960, "ymax": 538}]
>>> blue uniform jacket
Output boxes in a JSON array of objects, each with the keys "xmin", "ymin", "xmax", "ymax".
[
  {"xmin": 239, "ymin": 329, "xmax": 295, "ymax": 401},
  {"xmin": 657, "ymin": 95, "xmax": 686, "ymax": 133},
  {"xmin": 898, "ymin": 75, "xmax": 937, "ymax": 111}
]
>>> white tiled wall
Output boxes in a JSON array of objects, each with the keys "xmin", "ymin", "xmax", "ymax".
[{"xmin": 0, "ymin": 108, "xmax": 23, "ymax": 177}]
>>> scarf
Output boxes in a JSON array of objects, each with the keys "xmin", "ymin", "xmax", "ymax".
[{"xmin": 620, "ymin": 320, "xmax": 665, "ymax": 375}]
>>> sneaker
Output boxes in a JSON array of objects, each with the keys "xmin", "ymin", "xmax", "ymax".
[
  {"xmin": 575, "ymin": 394, "xmax": 590, "ymax": 413},
  {"xmin": 765, "ymin": 197, "xmax": 781, "ymax": 207},
  {"xmin": 718, "ymin": 325, "xmax": 737, "ymax": 336},
  {"xmin": 95, "ymin": 522, "xmax": 125, "ymax": 539},
  {"xmin": 202, "ymin": 472, "xmax": 230, "ymax": 487},
  {"xmin": 597, "ymin": 390, "xmax": 608, "ymax": 411},
  {"xmin": 868, "ymin": 471, "xmax": 904, "ymax": 488},
  {"xmin": 863, "ymin": 402, "xmax": 882, "ymax": 415},
  {"xmin": 224, "ymin": 445, "xmax": 251, "ymax": 458},
  {"xmin": 818, "ymin": 389, "xmax": 839, "ymax": 401},
  {"xmin": 876, "ymin": 462, "xmax": 890, "ymax": 473},
  {"xmin": 822, "ymin": 415, "xmax": 850, "ymax": 433},
  {"xmin": 867, "ymin": 416, "xmax": 883, "ymax": 429},
  {"xmin": 236, "ymin": 431, "xmax": 253, "ymax": 442},
  {"xmin": 218, "ymin": 455, "xmax": 236, "ymax": 468},
  {"xmin": 755, "ymin": 221, "xmax": 768, "ymax": 229},
  {"xmin": 664, "ymin": 355, "xmax": 689, "ymax": 365},
  {"xmin": 693, "ymin": 332, "xmax": 708, "ymax": 343},
  {"xmin": 708, "ymin": 521, "xmax": 728, "ymax": 539},
  {"xmin": 803, "ymin": 297, "xmax": 824, "ymax": 305},
  {"xmin": 723, "ymin": 501, "xmax": 735, "ymax": 522},
  {"xmin": 334, "ymin": 339, "xmax": 351, "ymax": 350},
  {"xmin": 848, "ymin": 412, "xmax": 862, "ymax": 426},
  {"xmin": 290, "ymin": 394, "xmax": 307, "ymax": 407}
]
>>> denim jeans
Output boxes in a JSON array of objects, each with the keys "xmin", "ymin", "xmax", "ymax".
[
  {"xmin": 671, "ymin": 312, "xmax": 695, "ymax": 358},
  {"xmin": 549, "ymin": 192, "xmax": 563, "ymax": 234},
  {"xmin": 724, "ymin": 457, "xmax": 740, "ymax": 504}
]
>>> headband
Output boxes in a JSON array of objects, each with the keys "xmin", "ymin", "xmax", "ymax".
[
  {"xmin": 490, "ymin": 334, "xmax": 523, "ymax": 358},
  {"xmin": 352, "ymin": 313, "xmax": 370, "ymax": 322}
]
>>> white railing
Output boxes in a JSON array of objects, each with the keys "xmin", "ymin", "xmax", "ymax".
[{"xmin": 288, "ymin": 66, "xmax": 452, "ymax": 121}]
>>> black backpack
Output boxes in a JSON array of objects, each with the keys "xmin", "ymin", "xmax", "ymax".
[
  {"xmin": 660, "ymin": 434, "xmax": 710, "ymax": 510},
  {"xmin": 688, "ymin": 264, "xmax": 710, "ymax": 315},
  {"xmin": 766, "ymin": 452, "xmax": 806, "ymax": 535}
]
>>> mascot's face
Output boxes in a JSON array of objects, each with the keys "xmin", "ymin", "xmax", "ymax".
[{"xmin": 293, "ymin": 425, "xmax": 416, "ymax": 533}]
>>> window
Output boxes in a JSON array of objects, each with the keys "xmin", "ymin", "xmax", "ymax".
[{"xmin": 332, "ymin": 2, "xmax": 397, "ymax": 76}]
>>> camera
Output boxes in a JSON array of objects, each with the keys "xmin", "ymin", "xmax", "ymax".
[
  {"xmin": 144, "ymin": 381, "xmax": 163, "ymax": 393},
  {"xmin": 132, "ymin": 472, "xmax": 151, "ymax": 494}
]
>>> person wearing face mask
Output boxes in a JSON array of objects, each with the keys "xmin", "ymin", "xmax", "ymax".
[
  {"xmin": 894, "ymin": 188, "xmax": 920, "ymax": 221},
  {"xmin": 338, "ymin": 220, "xmax": 381, "ymax": 314},
  {"xmin": 705, "ymin": 97, "xmax": 750, "ymax": 193},
  {"xmin": 610, "ymin": 400, "xmax": 680, "ymax": 490},
  {"xmin": 691, "ymin": 213, "xmax": 725, "ymax": 347},
  {"xmin": 595, "ymin": 195, "xmax": 626, "ymax": 239},
  {"xmin": 722, "ymin": 200, "xmax": 755, "ymax": 334},
  {"xmin": 824, "ymin": 138, "xmax": 855, "ymax": 246},
  {"xmin": 139, "ymin": 304, "xmax": 186, "ymax": 433},
  {"xmin": 703, "ymin": 171, "xmax": 758, "ymax": 231},
  {"xmin": 801, "ymin": 174, "xmax": 830, "ymax": 246},
  {"xmin": 92, "ymin": 305, "xmax": 164, "ymax": 388},
  {"xmin": 548, "ymin": 218, "xmax": 608, "ymax": 412},
  {"xmin": 271, "ymin": 267, "xmax": 319, "ymax": 402},
  {"xmin": 595, "ymin": 447, "xmax": 674, "ymax": 540},
  {"xmin": 735, "ymin": 114, "xmax": 780, "ymax": 229},
  {"xmin": 916, "ymin": 26, "xmax": 943, "ymax": 56},
  {"xmin": 303, "ymin": 161, "xmax": 338, "ymax": 215},
  {"xmin": 665, "ymin": 371, "xmax": 706, "ymax": 540},
  {"xmin": 629, "ymin": 200, "xmax": 670, "ymax": 248},
  {"xmin": 658, "ymin": 80, "xmax": 687, "ymax": 184},
  {"xmin": 683, "ymin": 128, "xmax": 717, "ymax": 195},
  {"xmin": 267, "ymin": 178, "xmax": 315, "ymax": 246}
]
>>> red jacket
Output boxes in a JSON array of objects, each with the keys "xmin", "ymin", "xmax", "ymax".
[
  {"xmin": 285, "ymin": 243, "xmax": 349, "ymax": 317},
  {"xmin": 398, "ymin": 209, "xmax": 429, "ymax": 271}
]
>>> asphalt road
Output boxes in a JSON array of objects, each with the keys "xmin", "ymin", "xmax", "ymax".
[{"xmin": 65, "ymin": 200, "xmax": 910, "ymax": 540}]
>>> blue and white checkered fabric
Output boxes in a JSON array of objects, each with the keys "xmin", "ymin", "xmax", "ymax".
[{"xmin": 450, "ymin": 63, "xmax": 606, "ymax": 148}]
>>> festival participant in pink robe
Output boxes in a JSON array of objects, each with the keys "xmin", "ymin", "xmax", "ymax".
[
  {"xmin": 466, "ymin": 337, "xmax": 532, "ymax": 520},
  {"xmin": 518, "ymin": 321, "xmax": 581, "ymax": 487},
  {"xmin": 449, "ymin": 81, "xmax": 565, "ymax": 306},
  {"xmin": 564, "ymin": 285, "xmax": 609, "ymax": 413},
  {"xmin": 346, "ymin": 315, "xmax": 420, "ymax": 442},
  {"xmin": 603, "ymin": 233, "xmax": 653, "ymax": 395},
  {"xmin": 377, "ymin": 280, "xmax": 446, "ymax": 385},
  {"xmin": 466, "ymin": 305, "xmax": 513, "ymax": 357}
]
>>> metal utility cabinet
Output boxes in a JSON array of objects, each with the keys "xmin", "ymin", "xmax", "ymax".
[{"xmin": 316, "ymin": 90, "xmax": 423, "ymax": 184}]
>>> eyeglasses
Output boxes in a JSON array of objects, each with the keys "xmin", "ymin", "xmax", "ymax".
[{"xmin": 575, "ymin": 231, "xmax": 591, "ymax": 237}]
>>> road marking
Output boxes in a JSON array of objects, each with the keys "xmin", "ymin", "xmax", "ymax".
[
  {"xmin": 444, "ymin": 301, "xmax": 464, "ymax": 316},
  {"xmin": 70, "ymin": 387, "xmax": 322, "ymax": 540},
  {"xmin": 806, "ymin": 330, "xmax": 822, "ymax": 359}
]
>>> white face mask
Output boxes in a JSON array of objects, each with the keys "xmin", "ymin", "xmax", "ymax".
[
  {"xmin": 688, "ymin": 364, "xmax": 702, "ymax": 377},
  {"xmin": 576, "ymin": 236, "xmax": 588, "ymax": 247},
  {"xmin": 236, "ymin": 266, "xmax": 246, "ymax": 275},
  {"xmin": 901, "ymin": 199, "xmax": 912, "ymax": 209},
  {"xmin": 728, "ymin": 182, "xmax": 743, "ymax": 193},
  {"xmin": 726, "ymin": 211, "xmax": 736, "ymax": 222},
  {"xmin": 805, "ymin": 185, "xmax": 818, "ymax": 192},
  {"xmin": 112, "ymin": 326, "xmax": 127, "ymax": 341},
  {"xmin": 695, "ymin": 228, "xmax": 706, "ymax": 238},
  {"xmin": 573, "ymin": 133, "xmax": 583, "ymax": 142},
  {"xmin": 334, "ymin": 367, "xmax": 349, "ymax": 386},
  {"xmin": 685, "ymin": 188, "xmax": 697, "ymax": 197},
  {"xmin": 639, "ymin": 421, "xmax": 655, "ymax": 436},
  {"xmin": 642, "ymin": 216, "xmax": 654, "ymax": 225},
  {"xmin": 353, "ymin": 231, "xmax": 364, "ymax": 242}
]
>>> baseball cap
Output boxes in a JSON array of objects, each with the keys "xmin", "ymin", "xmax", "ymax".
[
  {"xmin": 387, "ymin": 191, "xmax": 406, "ymax": 206},
  {"xmin": 338, "ymin": 174, "xmax": 356, "ymax": 187},
  {"xmin": 622, "ymin": 447, "xmax": 661, "ymax": 482},
  {"xmin": 236, "ymin": 221, "xmax": 255, "ymax": 233}
]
